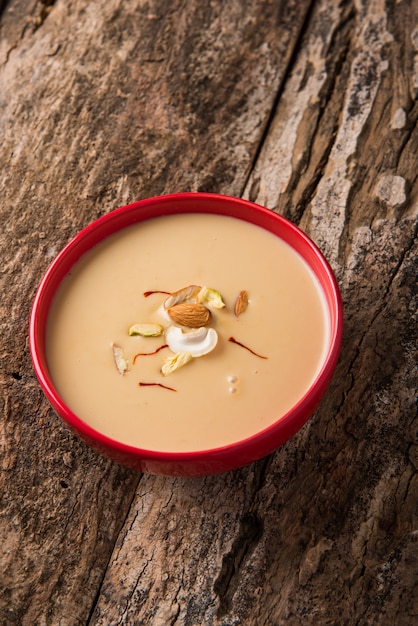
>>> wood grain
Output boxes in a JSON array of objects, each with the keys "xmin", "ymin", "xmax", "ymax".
[{"xmin": 1, "ymin": 0, "xmax": 416, "ymax": 624}]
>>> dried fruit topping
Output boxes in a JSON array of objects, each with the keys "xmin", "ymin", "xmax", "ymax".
[
  {"xmin": 166, "ymin": 326, "xmax": 218, "ymax": 357},
  {"xmin": 161, "ymin": 351, "xmax": 193, "ymax": 376},
  {"xmin": 234, "ymin": 290, "xmax": 249, "ymax": 317},
  {"xmin": 111, "ymin": 343, "xmax": 129, "ymax": 375},
  {"xmin": 128, "ymin": 323, "xmax": 164, "ymax": 337},
  {"xmin": 112, "ymin": 283, "xmax": 264, "ymax": 385},
  {"xmin": 167, "ymin": 303, "xmax": 211, "ymax": 328},
  {"xmin": 164, "ymin": 285, "xmax": 201, "ymax": 309},
  {"xmin": 197, "ymin": 287, "xmax": 226, "ymax": 309}
]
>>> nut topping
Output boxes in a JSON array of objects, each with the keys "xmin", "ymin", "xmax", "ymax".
[
  {"xmin": 234, "ymin": 290, "xmax": 248, "ymax": 317},
  {"xmin": 112, "ymin": 283, "xmax": 264, "ymax": 385},
  {"xmin": 111, "ymin": 343, "xmax": 129, "ymax": 375},
  {"xmin": 167, "ymin": 303, "xmax": 211, "ymax": 328},
  {"xmin": 197, "ymin": 287, "xmax": 226, "ymax": 309},
  {"xmin": 128, "ymin": 323, "xmax": 163, "ymax": 337},
  {"xmin": 161, "ymin": 351, "xmax": 193, "ymax": 376},
  {"xmin": 164, "ymin": 285, "xmax": 201, "ymax": 309},
  {"xmin": 166, "ymin": 326, "xmax": 218, "ymax": 357}
]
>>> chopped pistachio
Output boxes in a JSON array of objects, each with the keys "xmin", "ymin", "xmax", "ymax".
[
  {"xmin": 112, "ymin": 343, "xmax": 129, "ymax": 375},
  {"xmin": 128, "ymin": 323, "xmax": 164, "ymax": 337},
  {"xmin": 161, "ymin": 351, "xmax": 193, "ymax": 376},
  {"xmin": 197, "ymin": 286, "xmax": 226, "ymax": 309}
]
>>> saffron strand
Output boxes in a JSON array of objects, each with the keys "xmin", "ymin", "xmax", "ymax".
[
  {"xmin": 228, "ymin": 336, "xmax": 268, "ymax": 360},
  {"xmin": 132, "ymin": 344, "xmax": 168, "ymax": 364},
  {"xmin": 138, "ymin": 382, "xmax": 177, "ymax": 392}
]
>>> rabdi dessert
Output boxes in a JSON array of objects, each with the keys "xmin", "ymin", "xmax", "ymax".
[{"xmin": 45, "ymin": 212, "xmax": 329, "ymax": 452}]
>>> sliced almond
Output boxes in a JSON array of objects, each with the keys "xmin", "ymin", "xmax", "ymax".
[
  {"xmin": 111, "ymin": 343, "xmax": 129, "ymax": 375},
  {"xmin": 161, "ymin": 352, "xmax": 193, "ymax": 376},
  {"xmin": 164, "ymin": 285, "xmax": 201, "ymax": 309},
  {"xmin": 234, "ymin": 290, "xmax": 248, "ymax": 317},
  {"xmin": 167, "ymin": 303, "xmax": 211, "ymax": 328}
]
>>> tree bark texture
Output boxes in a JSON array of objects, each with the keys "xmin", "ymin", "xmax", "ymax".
[{"xmin": 1, "ymin": 0, "xmax": 417, "ymax": 624}]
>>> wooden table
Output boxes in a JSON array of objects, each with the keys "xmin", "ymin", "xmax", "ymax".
[{"xmin": 1, "ymin": 0, "xmax": 417, "ymax": 624}]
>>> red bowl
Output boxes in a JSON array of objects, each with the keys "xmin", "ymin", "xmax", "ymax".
[{"xmin": 30, "ymin": 193, "xmax": 343, "ymax": 476}]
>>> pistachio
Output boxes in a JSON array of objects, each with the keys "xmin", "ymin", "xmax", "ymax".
[
  {"xmin": 128, "ymin": 323, "xmax": 164, "ymax": 337},
  {"xmin": 197, "ymin": 287, "xmax": 226, "ymax": 309},
  {"xmin": 111, "ymin": 343, "xmax": 129, "ymax": 375},
  {"xmin": 161, "ymin": 351, "xmax": 193, "ymax": 376},
  {"xmin": 164, "ymin": 285, "xmax": 201, "ymax": 309},
  {"xmin": 167, "ymin": 303, "xmax": 211, "ymax": 327},
  {"xmin": 234, "ymin": 290, "xmax": 248, "ymax": 317}
]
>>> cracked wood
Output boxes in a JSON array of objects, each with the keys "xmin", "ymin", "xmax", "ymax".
[{"xmin": 1, "ymin": 0, "xmax": 417, "ymax": 625}]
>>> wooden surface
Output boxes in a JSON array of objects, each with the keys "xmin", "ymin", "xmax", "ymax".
[{"xmin": 1, "ymin": 0, "xmax": 417, "ymax": 624}]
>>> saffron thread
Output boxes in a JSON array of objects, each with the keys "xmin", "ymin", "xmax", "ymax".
[
  {"xmin": 133, "ymin": 344, "xmax": 168, "ymax": 364},
  {"xmin": 143, "ymin": 290, "xmax": 171, "ymax": 297},
  {"xmin": 228, "ymin": 336, "xmax": 268, "ymax": 360},
  {"xmin": 138, "ymin": 382, "xmax": 177, "ymax": 392}
]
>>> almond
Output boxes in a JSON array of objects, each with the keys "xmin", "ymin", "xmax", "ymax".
[
  {"xmin": 234, "ymin": 290, "xmax": 248, "ymax": 317},
  {"xmin": 111, "ymin": 343, "xmax": 129, "ymax": 375},
  {"xmin": 164, "ymin": 284, "xmax": 201, "ymax": 309},
  {"xmin": 167, "ymin": 303, "xmax": 211, "ymax": 328}
]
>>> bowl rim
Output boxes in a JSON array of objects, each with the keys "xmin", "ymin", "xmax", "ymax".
[{"xmin": 30, "ymin": 192, "xmax": 343, "ymax": 466}]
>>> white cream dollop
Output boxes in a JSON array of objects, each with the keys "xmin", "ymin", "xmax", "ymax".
[{"xmin": 165, "ymin": 326, "xmax": 218, "ymax": 357}]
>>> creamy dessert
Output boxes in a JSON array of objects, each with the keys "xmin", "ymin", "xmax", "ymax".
[{"xmin": 46, "ymin": 213, "xmax": 329, "ymax": 452}]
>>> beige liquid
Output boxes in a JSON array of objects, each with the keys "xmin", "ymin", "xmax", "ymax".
[{"xmin": 46, "ymin": 213, "xmax": 329, "ymax": 452}]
